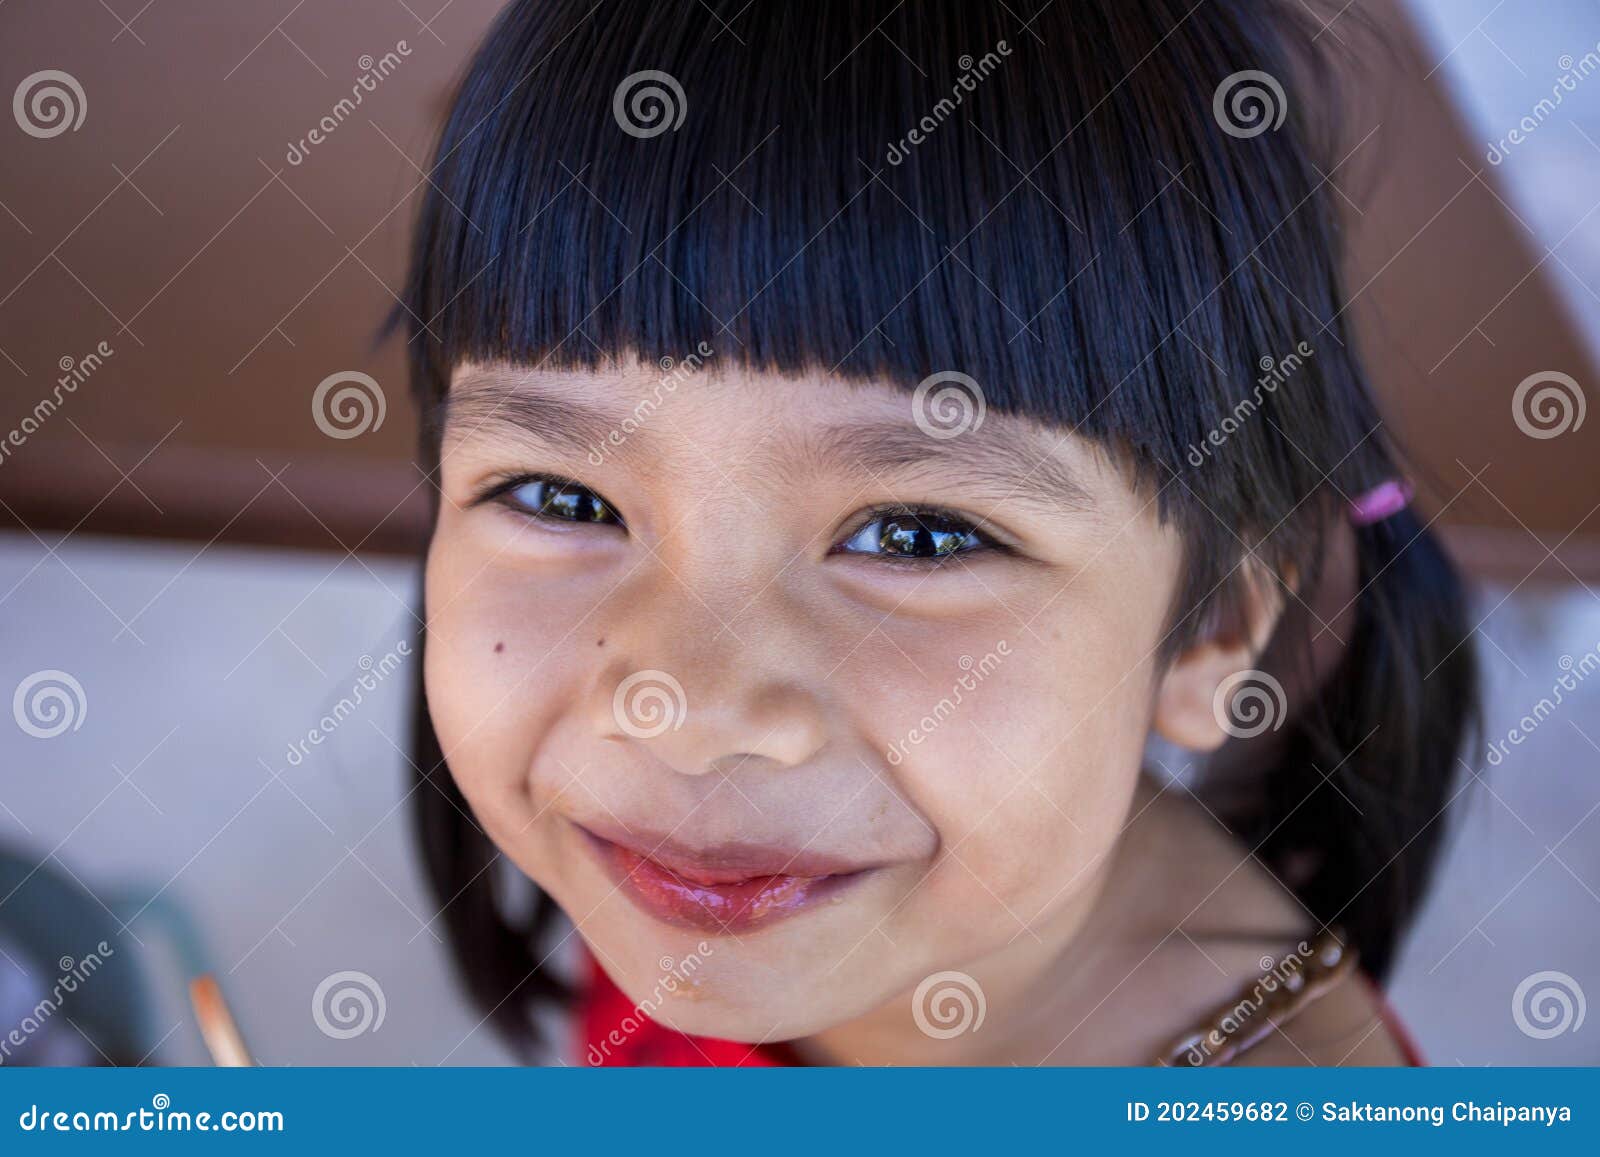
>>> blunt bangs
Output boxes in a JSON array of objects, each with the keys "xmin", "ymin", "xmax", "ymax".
[{"xmin": 403, "ymin": 0, "xmax": 1383, "ymax": 521}]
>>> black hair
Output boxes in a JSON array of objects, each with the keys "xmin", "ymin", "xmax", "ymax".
[{"xmin": 400, "ymin": 0, "xmax": 1478, "ymax": 1058}]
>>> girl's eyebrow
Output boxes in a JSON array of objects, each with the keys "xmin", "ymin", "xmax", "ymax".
[
  {"xmin": 432, "ymin": 376, "xmax": 627, "ymax": 459},
  {"xmin": 794, "ymin": 421, "xmax": 1098, "ymax": 513},
  {"xmin": 436, "ymin": 375, "xmax": 1097, "ymax": 513}
]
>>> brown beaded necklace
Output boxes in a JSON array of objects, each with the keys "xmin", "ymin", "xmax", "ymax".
[{"xmin": 1155, "ymin": 927, "xmax": 1356, "ymax": 1066}]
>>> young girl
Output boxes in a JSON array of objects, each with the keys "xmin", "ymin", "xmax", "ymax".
[{"xmin": 400, "ymin": 0, "xmax": 1477, "ymax": 1066}]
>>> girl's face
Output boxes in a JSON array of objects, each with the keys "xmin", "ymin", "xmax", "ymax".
[{"xmin": 424, "ymin": 359, "xmax": 1196, "ymax": 1042}]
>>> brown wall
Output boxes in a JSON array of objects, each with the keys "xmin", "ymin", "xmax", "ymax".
[{"xmin": 1, "ymin": 0, "xmax": 1596, "ymax": 576}]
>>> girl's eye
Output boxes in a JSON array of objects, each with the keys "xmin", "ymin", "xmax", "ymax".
[
  {"xmin": 837, "ymin": 509, "xmax": 988, "ymax": 561},
  {"xmin": 498, "ymin": 476, "xmax": 623, "ymax": 526}
]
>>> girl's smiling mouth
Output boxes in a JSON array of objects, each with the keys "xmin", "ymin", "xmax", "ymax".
[{"xmin": 575, "ymin": 821, "xmax": 879, "ymax": 934}]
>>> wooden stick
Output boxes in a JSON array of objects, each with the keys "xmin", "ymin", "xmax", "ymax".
[{"xmin": 188, "ymin": 974, "xmax": 255, "ymax": 1067}]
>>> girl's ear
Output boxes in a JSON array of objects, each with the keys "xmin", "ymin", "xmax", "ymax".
[{"xmin": 1152, "ymin": 563, "xmax": 1289, "ymax": 752}]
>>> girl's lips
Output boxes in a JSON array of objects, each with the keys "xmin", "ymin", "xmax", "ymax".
[{"xmin": 576, "ymin": 823, "xmax": 873, "ymax": 934}]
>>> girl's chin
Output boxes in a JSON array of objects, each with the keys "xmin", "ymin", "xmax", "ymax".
[
  {"xmin": 612, "ymin": 985, "xmax": 850, "ymax": 1046},
  {"xmin": 587, "ymin": 932, "xmax": 890, "ymax": 1043}
]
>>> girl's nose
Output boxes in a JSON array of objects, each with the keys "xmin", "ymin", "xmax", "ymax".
[{"xmin": 587, "ymin": 603, "xmax": 829, "ymax": 777}]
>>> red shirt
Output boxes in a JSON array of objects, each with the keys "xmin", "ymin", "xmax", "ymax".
[{"xmin": 579, "ymin": 955, "xmax": 792, "ymax": 1066}]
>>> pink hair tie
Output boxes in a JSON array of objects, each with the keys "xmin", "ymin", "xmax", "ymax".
[{"xmin": 1348, "ymin": 478, "xmax": 1412, "ymax": 526}]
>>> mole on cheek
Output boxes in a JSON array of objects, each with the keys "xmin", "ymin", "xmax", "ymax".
[
  {"xmin": 493, "ymin": 642, "xmax": 505, "ymax": 654},
  {"xmin": 596, "ymin": 637, "xmax": 605, "ymax": 648}
]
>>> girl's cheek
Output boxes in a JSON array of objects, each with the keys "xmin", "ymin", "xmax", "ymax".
[
  {"xmin": 422, "ymin": 534, "xmax": 589, "ymax": 828},
  {"xmin": 866, "ymin": 606, "xmax": 1160, "ymax": 928}
]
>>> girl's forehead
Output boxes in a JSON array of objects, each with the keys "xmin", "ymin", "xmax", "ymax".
[
  {"xmin": 448, "ymin": 357, "xmax": 1064, "ymax": 442},
  {"xmin": 450, "ymin": 357, "xmax": 941, "ymax": 412}
]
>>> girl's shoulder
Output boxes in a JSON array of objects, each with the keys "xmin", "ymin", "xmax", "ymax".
[{"xmin": 1133, "ymin": 786, "xmax": 1419, "ymax": 1067}]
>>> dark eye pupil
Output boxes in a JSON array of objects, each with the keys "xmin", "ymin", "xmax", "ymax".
[
  {"xmin": 539, "ymin": 482, "xmax": 611, "ymax": 522},
  {"xmin": 879, "ymin": 514, "xmax": 970, "ymax": 557}
]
